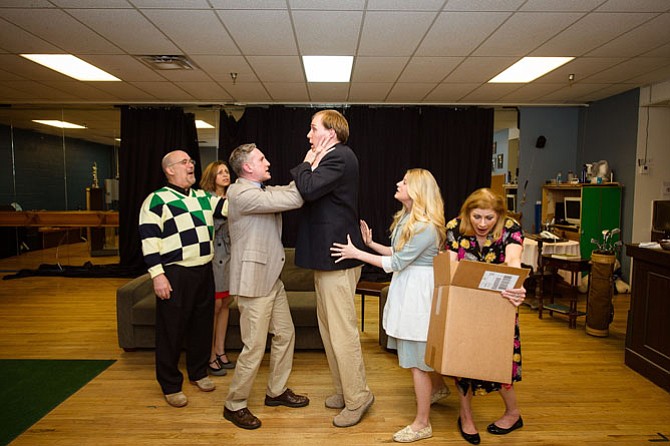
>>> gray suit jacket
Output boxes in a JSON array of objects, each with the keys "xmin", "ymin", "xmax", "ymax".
[{"xmin": 227, "ymin": 178, "xmax": 304, "ymax": 297}]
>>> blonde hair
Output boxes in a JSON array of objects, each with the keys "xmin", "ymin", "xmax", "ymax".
[
  {"xmin": 458, "ymin": 188, "xmax": 508, "ymax": 240},
  {"xmin": 314, "ymin": 109, "xmax": 349, "ymax": 144},
  {"xmin": 389, "ymin": 168, "xmax": 446, "ymax": 251},
  {"xmin": 200, "ymin": 160, "xmax": 229, "ymax": 195}
]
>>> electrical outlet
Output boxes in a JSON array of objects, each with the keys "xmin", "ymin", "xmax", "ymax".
[{"xmin": 638, "ymin": 164, "xmax": 649, "ymax": 175}]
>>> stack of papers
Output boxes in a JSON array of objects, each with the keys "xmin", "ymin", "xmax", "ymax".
[
  {"xmin": 639, "ymin": 242, "xmax": 660, "ymax": 249},
  {"xmin": 551, "ymin": 253, "xmax": 581, "ymax": 260}
]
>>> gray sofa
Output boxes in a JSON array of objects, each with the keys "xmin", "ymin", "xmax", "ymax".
[{"xmin": 116, "ymin": 248, "xmax": 323, "ymax": 351}]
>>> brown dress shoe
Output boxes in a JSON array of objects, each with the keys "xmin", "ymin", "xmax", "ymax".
[
  {"xmin": 223, "ymin": 407, "xmax": 261, "ymax": 430},
  {"xmin": 264, "ymin": 388, "xmax": 310, "ymax": 408}
]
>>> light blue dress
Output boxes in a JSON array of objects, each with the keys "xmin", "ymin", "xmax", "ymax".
[{"xmin": 381, "ymin": 215, "xmax": 439, "ymax": 370}]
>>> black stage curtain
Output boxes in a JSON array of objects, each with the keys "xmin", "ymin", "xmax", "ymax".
[
  {"xmin": 219, "ymin": 105, "xmax": 493, "ymax": 251},
  {"xmin": 118, "ymin": 107, "xmax": 200, "ymax": 271}
]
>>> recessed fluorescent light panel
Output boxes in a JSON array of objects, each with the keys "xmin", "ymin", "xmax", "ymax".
[
  {"xmin": 303, "ymin": 56, "xmax": 353, "ymax": 82},
  {"xmin": 195, "ymin": 120, "xmax": 214, "ymax": 129},
  {"xmin": 33, "ymin": 120, "xmax": 87, "ymax": 129},
  {"xmin": 20, "ymin": 54, "xmax": 120, "ymax": 81},
  {"xmin": 489, "ymin": 57, "xmax": 574, "ymax": 83}
]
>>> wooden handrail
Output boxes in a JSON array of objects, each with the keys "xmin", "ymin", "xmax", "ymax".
[{"xmin": 0, "ymin": 211, "xmax": 119, "ymax": 227}]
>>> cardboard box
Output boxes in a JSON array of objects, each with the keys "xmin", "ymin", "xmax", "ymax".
[{"xmin": 425, "ymin": 252, "xmax": 529, "ymax": 384}]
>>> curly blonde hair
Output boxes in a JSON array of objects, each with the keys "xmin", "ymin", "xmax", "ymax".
[{"xmin": 389, "ymin": 168, "xmax": 446, "ymax": 251}]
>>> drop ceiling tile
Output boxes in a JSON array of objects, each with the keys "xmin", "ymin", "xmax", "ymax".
[
  {"xmin": 532, "ymin": 12, "xmax": 656, "ymax": 56},
  {"xmin": 212, "ymin": 0, "xmax": 288, "ymax": 8},
  {"xmin": 0, "ymin": 55, "xmax": 75, "ymax": 81},
  {"xmin": 587, "ymin": 13, "xmax": 670, "ymax": 57},
  {"xmin": 224, "ymin": 83, "xmax": 272, "ymax": 102},
  {"xmin": 498, "ymin": 83, "xmax": 567, "ymax": 103},
  {"xmin": 67, "ymin": 8, "xmax": 180, "ymax": 55},
  {"xmin": 175, "ymin": 82, "xmax": 233, "ymax": 101},
  {"xmin": 423, "ymin": 83, "xmax": 480, "ymax": 102},
  {"xmin": 128, "ymin": 81, "xmax": 195, "ymax": 100},
  {"xmin": 443, "ymin": 0, "xmax": 524, "ymax": 12},
  {"xmin": 351, "ymin": 57, "xmax": 408, "ymax": 83},
  {"xmin": 91, "ymin": 82, "xmax": 159, "ymax": 101},
  {"xmin": 0, "ymin": 18, "xmax": 61, "ymax": 53},
  {"xmin": 416, "ymin": 12, "xmax": 510, "ymax": 57},
  {"xmin": 0, "ymin": 9, "xmax": 120, "ymax": 53},
  {"xmin": 246, "ymin": 56, "xmax": 304, "ymax": 83},
  {"xmin": 189, "ymin": 55, "xmax": 257, "ymax": 82},
  {"xmin": 40, "ymin": 81, "xmax": 121, "ymax": 101},
  {"xmin": 519, "ymin": 0, "xmax": 604, "ymax": 12},
  {"xmin": 292, "ymin": 10, "xmax": 362, "ymax": 55},
  {"xmin": 587, "ymin": 57, "xmax": 670, "ymax": 82},
  {"xmin": 51, "ymin": 0, "xmax": 132, "ymax": 7},
  {"xmin": 473, "ymin": 12, "xmax": 585, "ymax": 56},
  {"xmin": 366, "ymin": 0, "xmax": 445, "ymax": 11},
  {"xmin": 264, "ymin": 82, "xmax": 310, "ymax": 102},
  {"xmin": 625, "ymin": 63, "xmax": 670, "ymax": 84},
  {"xmin": 307, "ymin": 83, "xmax": 350, "ymax": 103},
  {"xmin": 533, "ymin": 57, "xmax": 627, "ymax": 83},
  {"xmin": 444, "ymin": 57, "xmax": 518, "ymax": 83},
  {"xmin": 357, "ymin": 11, "xmax": 437, "ymax": 56},
  {"xmin": 596, "ymin": 0, "xmax": 670, "ymax": 13},
  {"xmin": 83, "ymin": 55, "xmax": 166, "ymax": 82},
  {"xmin": 288, "ymin": 0, "xmax": 365, "ymax": 11},
  {"xmin": 142, "ymin": 9, "xmax": 239, "ymax": 55},
  {"xmin": 216, "ymin": 10, "xmax": 297, "ymax": 55},
  {"xmin": 460, "ymin": 83, "xmax": 524, "ymax": 102},
  {"xmin": 128, "ymin": 0, "xmax": 211, "ymax": 8},
  {"xmin": 385, "ymin": 83, "xmax": 435, "ymax": 102},
  {"xmin": 347, "ymin": 83, "xmax": 393, "ymax": 102},
  {"xmin": 399, "ymin": 57, "xmax": 463, "ymax": 83},
  {"xmin": 2, "ymin": 81, "xmax": 80, "ymax": 100}
]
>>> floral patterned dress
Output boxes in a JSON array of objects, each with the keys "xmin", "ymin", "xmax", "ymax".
[{"xmin": 445, "ymin": 216, "xmax": 524, "ymax": 395}]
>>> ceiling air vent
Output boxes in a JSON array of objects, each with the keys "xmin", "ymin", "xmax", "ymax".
[{"xmin": 139, "ymin": 55, "xmax": 197, "ymax": 70}]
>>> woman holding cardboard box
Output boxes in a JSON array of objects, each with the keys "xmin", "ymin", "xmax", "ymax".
[
  {"xmin": 445, "ymin": 188, "xmax": 526, "ymax": 444},
  {"xmin": 331, "ymin": 168, "xmax": 449, "ymax": 443}
]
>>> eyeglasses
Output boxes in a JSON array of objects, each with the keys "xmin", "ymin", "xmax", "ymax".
[{"xmin": 168, "ymin": 158, "xmax": 196, "ymax": 167}]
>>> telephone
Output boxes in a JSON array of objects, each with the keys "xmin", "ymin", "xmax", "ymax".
[{"xmin": 540, "ymin": 230, "xmax": 559, "ymax": 241}]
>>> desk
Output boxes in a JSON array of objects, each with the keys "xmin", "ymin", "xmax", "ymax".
[
  {"xmin": 355, "ymin": 281, "xmax": 389, "ymax": 332},
  {"xmin": 522, "ymin": 237, "xmax": 581, "ymax": 285},
  {"xmin": 539, "ymin": 255, "xmax": 591, "ymax": 328}
]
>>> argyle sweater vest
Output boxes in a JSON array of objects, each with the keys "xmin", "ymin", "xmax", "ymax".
[{"xmin": 139, "ymin": 186, "xmax": 223, "ymax": 278}]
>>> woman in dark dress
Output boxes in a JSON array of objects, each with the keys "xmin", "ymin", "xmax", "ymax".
[{"xmin": 445, "ymin": 188, "xmax": 526, "ymax": 445}]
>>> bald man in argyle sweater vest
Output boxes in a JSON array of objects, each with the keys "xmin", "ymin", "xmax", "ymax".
[{"xmin": 139, "ymin": 150, "xmax": 225, "ymax": 408}]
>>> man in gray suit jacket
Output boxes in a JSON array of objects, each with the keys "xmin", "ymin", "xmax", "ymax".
[{"xmin": 223, "ymin": 143, "xmax": 309, "ymax": 430}]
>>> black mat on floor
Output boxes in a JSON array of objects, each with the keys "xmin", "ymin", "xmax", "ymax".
[{"xmin": 2, "ymin": 262, "xmax": 144, "ymax": 280}]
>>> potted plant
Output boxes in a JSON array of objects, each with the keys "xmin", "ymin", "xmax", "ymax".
[{"xmin": 586, "ymin": 228, "xmax": 621, "ymax": 337}]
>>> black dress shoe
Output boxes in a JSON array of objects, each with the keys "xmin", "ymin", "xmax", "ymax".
[
  {"xmin": 224, "ymin": 407, "xmax": 261, "ymax": 430},
  {"xmin": 264, "ymin": 388, "xmax": 310, "ymax": 408},
  {"xmin": 458, "ymin": 417, "xmax": 481, "ymax": 445},
  {"xmin": 486, "ymin": 416, "xmax": 523, "ymax": 435}
]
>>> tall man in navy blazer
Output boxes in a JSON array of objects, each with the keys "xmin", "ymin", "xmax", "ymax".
[{"xmin": 290, "ymin": 109, "xmax": 374, "ymax": 427}]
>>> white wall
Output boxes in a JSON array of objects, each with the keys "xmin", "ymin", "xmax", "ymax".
[{"xmin": 632, "ymin": 82, "xmax": 670, "ymax": 242}]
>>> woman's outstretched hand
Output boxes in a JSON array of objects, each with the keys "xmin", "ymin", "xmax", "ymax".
[
  {"xmin": 330, "ymin": 234, "xmax": 359, "ymax": 263},
  {"xmin": 360, "ymin": 220, "xmax": 372, "ymax": 246}
]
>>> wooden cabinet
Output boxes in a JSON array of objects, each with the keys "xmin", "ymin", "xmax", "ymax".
[
  {"xmin": 541, "ymin": 184, "xmax": 622, "ymax": 259},
  {"xmin": 624, "ymin": 244, "xmax": 670, "ymax": 391}
]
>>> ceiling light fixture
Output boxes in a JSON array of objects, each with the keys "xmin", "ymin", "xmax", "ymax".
[
  {"xmin": 33, "ymin": 120, "xmax": 86, "ymax": 129},
  {"xmin": 302, "ymin": 56, "xmax": 353, "ymax": 82},
  {"xmin": 489, "ymin": 57, "xmax": 574, "ymax": 83},
  {"xmin": 20, "ymin": 54, "xmax": 120, "ymax": 81},
  {"xmin": 195, "ymin": 120, "xmax": 214, "ymax": 129}
]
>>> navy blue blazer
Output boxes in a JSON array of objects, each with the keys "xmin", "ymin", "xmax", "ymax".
[{"xmin": 290, "ymin": 144, "xmax": 364, "ymax": 271}]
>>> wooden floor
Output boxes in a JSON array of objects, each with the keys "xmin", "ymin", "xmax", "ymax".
[{"xmin": 1, "ymin": 243, "xmax": 669, "ymax": 445}]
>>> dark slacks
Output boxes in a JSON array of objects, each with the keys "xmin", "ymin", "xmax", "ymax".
[{"xmin": 155, "ymin": 263, "xmax": 214, "ymax": 395}]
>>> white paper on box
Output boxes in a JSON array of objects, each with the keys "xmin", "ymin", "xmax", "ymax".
[{"xmin": 478, "ymin": 271, "xmax": 519, "ymax": 292}]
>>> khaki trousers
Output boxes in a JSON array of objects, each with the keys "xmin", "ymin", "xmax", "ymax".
[
  {"xmin": 314, "ymin": 266, "xmax": 371, "ymax": 409},
  {"xmin": 225, "ymin": 279, "xmax": 295, "ymax": 411}
]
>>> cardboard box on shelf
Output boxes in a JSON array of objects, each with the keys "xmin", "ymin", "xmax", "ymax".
[{"xmin": 425, "ymin": 252, "xmax": 529, "ymax": 384}]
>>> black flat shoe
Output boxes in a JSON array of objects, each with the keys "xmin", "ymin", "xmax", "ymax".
[
  {"xmin": 486, "ymin": 416, "xmax": 523, "ymax": 435},
  {"xmin": 216, "ymin": 353, "xmax": 236, "ymax": 369},
  {"xmin": 458, "ymin": 417, "xmax": 481, "ymax": 445}
]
